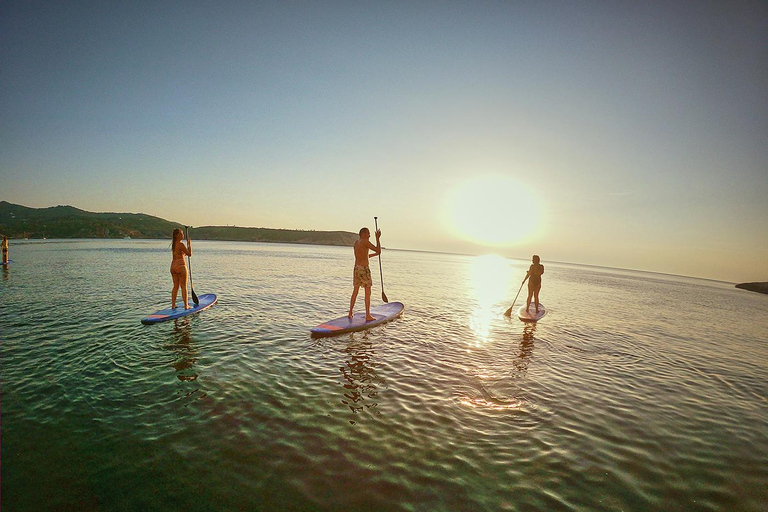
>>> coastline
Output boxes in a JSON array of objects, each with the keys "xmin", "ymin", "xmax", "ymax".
[
  {"xmin": 735, "ymin": 282, "xmax": 768, "ymax": 295},
  {"xmin": 0, "ymin": 201, "xmax": 357, "ymax": 247}
]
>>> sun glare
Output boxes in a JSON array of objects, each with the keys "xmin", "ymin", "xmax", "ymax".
[
  {"xmin": 445, "ymin": 175, "xmax": 543, "ymax": 247},
  {"xmin": 467, "ymin": 254, "xmax": 513, "ymax": 345}
]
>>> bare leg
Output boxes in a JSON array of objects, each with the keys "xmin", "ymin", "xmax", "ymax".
[
  {"xmin": 180, "ymin": 272, "xmax": 190, "ymax": 309},
  {"xmin": 364, "ymin": 286, "xmax": 374, "ymax": 321},
  {"xmin": 349, "ymin": 286, "xmax": 360, "ymax": 318},
  {"xmin": 526, "ymin": 289, "xmax": 533, "ymax": 310},
  {"xmin": 533, "ymin": 289, "xmax": 540, "ymax": 312},
  {"xmin": 171, "ymin": 273, "xmax": 181, "ymax": 308}
]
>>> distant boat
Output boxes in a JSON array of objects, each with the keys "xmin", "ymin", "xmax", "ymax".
[{"xmin": 124, "ymin": 236, "xmax": 132, "ymax": 240}]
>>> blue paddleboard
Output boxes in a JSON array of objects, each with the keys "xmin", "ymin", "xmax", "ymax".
[
  {"xmin": 311, "ymin": 302, "xmax": 404, "ymax": 337},
  {"xmin": 1, "ymin": 260, "xmax": 13, "ymax": 265},
  {"xmin": 517, "ymin": 303, "xmax": 547, "ymax": 322},
  {"xmin": 141, "ymin": 293, "xmax": 217, "ymax": 325}
]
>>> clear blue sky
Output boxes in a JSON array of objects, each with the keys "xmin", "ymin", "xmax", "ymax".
[{"xmin": 2, "ymin": 1, "xmax": 766, "ymax": 282}]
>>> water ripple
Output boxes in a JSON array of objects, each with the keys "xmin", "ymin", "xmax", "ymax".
[{"xmin": 2, "ymin": 241, "xmax": 767, "ymax": 511}]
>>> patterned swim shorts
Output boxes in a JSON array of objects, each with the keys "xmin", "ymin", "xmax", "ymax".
[{"xmin": 353, "ymin": 265, "xmax": 372, "ymax": 287}]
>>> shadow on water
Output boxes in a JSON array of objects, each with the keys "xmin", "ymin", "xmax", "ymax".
[
  {"xmin": 513, "ymin": 323, "xmax": 537, "ymax": 375},
  {"xmin": 462, "ymin": 322, "xmax": 539, "ymax": 410},
  {"xmin": 339, "ymin": 332, "xmax": 384, "ymax": 424},
  {"xmin": 165, "ymin": 318, "xmax": 199, "ymax": 383}
]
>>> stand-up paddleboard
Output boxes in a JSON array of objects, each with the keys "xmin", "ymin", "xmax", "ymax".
[
  {"xmin": 0, "ymin": 260, "xmax": 12, "ymax": 265},
  {"xmin": 517, "ymin": 303, "xmax": 547, "ymax": 322},
  {"xmin": 141, "ymin": 293, "xmax": 217, "ymax": 325},
  {"xmin": 311, "ymin": 302, "xmax": 404, "ymax": 338}
]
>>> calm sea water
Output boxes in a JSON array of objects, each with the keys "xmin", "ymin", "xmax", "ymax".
[{"xmin": 1, "ymin": 240, "xmax": 767, "ymax": 512}]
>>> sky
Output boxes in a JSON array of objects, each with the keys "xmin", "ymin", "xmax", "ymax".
[{"xmin": 1, "ymin": 1, "xmax": 766, "ymax": 283}]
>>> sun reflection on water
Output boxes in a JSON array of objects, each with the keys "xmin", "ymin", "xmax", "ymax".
[{"xmin": 467, "ymin": 254, "xmax": 513, "ymax": 345}]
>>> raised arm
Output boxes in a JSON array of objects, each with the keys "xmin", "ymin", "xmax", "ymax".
[{"xmin": 368, "ymin": 229, "xmax": 381, "ymax": 258}]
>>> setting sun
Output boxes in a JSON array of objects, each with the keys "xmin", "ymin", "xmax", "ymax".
[{"xmin": 444, "ymin": 175, "xmax": 543, "ymax": 247}]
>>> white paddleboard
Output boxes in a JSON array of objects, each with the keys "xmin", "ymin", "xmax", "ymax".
[
  {"xmin": 311, "ymin": 302, "xmax": 404, "ymax": 337},
  {"xmin": 517, "ymin": 303, "xmax": 547, "ymax": 322}
]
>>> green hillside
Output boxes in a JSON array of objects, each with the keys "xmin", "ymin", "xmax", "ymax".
[
  {"xmin": 0, "ymin": 201, "xmax": 180, "ymax": 239},
  {"xmin": 192, "ymin": 225, "xmax": 357, "ymax": 246},
  {"xmin": 0, "ymin": 201, "xmax": 357, "ymax": 246}
]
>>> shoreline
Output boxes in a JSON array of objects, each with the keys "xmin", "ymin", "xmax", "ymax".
[{"xmin": 735, "ymin": 282, "xmax": 768, "ymax": 295}]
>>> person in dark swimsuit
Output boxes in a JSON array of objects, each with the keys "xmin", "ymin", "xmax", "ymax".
[
  {"xmin": 1, "ymin": 235, "xmax": 8, "ymax": 264},
  {"xmin": 524, "ymin": 255, "xmax": 544, "ymax": 313}
]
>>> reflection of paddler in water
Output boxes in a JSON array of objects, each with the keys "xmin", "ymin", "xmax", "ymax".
[
  {"xmin": 171, "ymin": 318, "xmax": 193, "ymax": 344},
  {"xmin": 169, "ymin": 318, "xmax": 198, "ymax": 382},
  {"xmin": 2, "ymin": 235, "xmax": 8, "ymax": 264},
  {"xmin": 522, "ymin": 323, "xmax": 536, "ymax": 342},
  {"xmin": 339, "ymin": 335, "xmax": 382, "ymax": 419},
  {"xmin": 474, "ymin": 324, "xmax": 536, "ymax": 408},
  {"xmin": 348, "ymin": 227, "xmax": 381, "ymax": 321},
  {"xmin": 170, "ymin": 228, "xmax": 192, "ymax": 310},
  {"xmin": 523, "ymin": 255, "xmax": 544, "ymax": 313},
  {"xmin": 514, "ymin": 324, "xmax": 537, "ymax": 374}
]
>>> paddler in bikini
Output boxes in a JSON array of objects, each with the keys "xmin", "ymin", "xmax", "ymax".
[
  {"xmin": 349, "ymin": 227, "xmax": 381, "ymax": 321},
  {"xmin": 170, "ymin": 228, "xmax": 192, "ymax": 309},
  {"xmin": 524, "ymin": 254, "xmax": 544, "ymax": 313}
]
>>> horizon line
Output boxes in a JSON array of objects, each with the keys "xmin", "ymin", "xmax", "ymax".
[{"xmin": 7, "ymin": 236, "xmax": 739, "ymax": 285}]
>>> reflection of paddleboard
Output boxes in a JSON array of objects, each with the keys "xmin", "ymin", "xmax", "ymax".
[
  {"xmin": 517, "ymin": 303, "xmax": 547, "ymax": 322},
  {"xmin": 311, "ymin": 302, "xmax": 404, "ymax": 337},
  {"xmin": 0, "ymin": 260, "xmax": 12, "ymax": 265},
  {"xmin": 141, "ymin": 293, "xmax": 217, "ymax": 324}
]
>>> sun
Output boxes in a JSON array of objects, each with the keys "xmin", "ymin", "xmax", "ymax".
[{"xmin": 444, "ymin": 175, "xmax": 543, "ymax": 247}]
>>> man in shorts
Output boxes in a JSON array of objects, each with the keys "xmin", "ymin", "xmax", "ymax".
[{"xmin": 349, "ymin": 227, "xmax": 381, "ymax": 321}]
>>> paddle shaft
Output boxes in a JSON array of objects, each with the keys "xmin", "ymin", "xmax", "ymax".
[
  {"xmin": 504, "ymin": 277, "xmax": 527, "ymax": 316},
  {"xmin": 374, "ymin": 217, "xmax": 388, "ymax": 303},
  {"xmin": 185, "ymin": 226, "xmax": 199, "ymax": 305}
]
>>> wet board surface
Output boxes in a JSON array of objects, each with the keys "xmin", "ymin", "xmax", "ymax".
[
  {"xmin": 141, "ymin": 293, "xmax": 217, "ymax": 324},
  {"xmin": 517, "ymin": 303, "xmax": 547, "ymax": 322},
  {"xmin": 311, "ymin": 302, "xmax": 404, "ymax": 337}
]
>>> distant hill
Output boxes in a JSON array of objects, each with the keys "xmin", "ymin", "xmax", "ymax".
[
  {"xmin": 191, "ymin": 225, "xmax": 357, "ymax": 246},
  {"xmin": 735, "ymin": 282, "xmax": 768, "ymax": 295},
  {"xmin": 0, "ymin": 201, "xmax": 358, "ymax": 246},
  {"xmin": 0, "ymin": 201, "xmax": 180, "ymax": 239}
]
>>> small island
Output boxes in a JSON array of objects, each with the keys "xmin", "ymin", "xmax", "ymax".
[{"xmin": 735, "ymin": 282, "xmax": 768, "ymax": 295}]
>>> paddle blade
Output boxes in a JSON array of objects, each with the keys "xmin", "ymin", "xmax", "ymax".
[
  {"xmin": 503, "ymin": 306, "xmax": 513, "ymax": 317},
  {"xmin": 382, "ymin": 290, "xmax": 388, "ymax": 303},
  {"xmin": 191, "ymin": 288, "xmax": 199, "ymax": 306}
]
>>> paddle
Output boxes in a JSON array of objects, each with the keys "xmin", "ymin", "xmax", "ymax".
[
  {"xmin": 503, "ymin": 277, "xmax": 527, "ymax": 317},
  {"xmin": 185, "ymin": 226, "xmax": 199, "ymax": 306},
  {"xmin": 374, "ymin": 216, "xmax": 388, "ymax": 303}
]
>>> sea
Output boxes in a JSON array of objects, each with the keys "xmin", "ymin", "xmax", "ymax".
[{"xmin": 1, "ymin": 239, "xmax": 766, "ymax": 512}]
